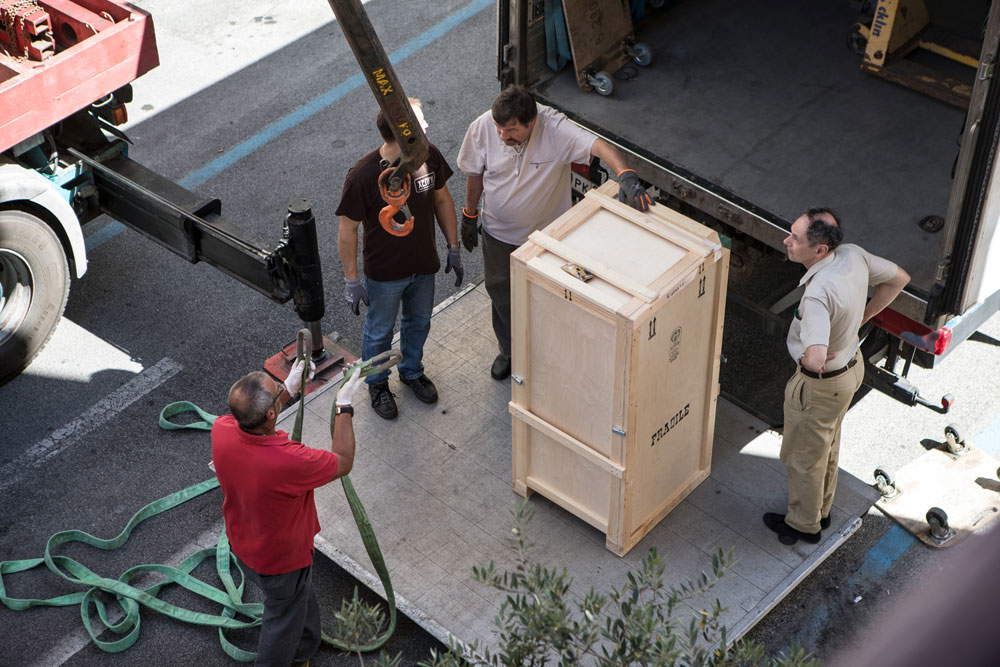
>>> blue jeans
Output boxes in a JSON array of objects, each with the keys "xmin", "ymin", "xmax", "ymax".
[{"xmin": 363, "ymin": 272, "xmax": 435, "ymax": 385}]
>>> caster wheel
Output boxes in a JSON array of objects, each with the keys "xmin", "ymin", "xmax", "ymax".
[
  {"xmin": 944, "ymin": 424, "xmax": 965, "ymax": 454},
  {"xmin": 874, "ymin": 467, "xmax": 898, "ymax": 498},
  {"xmin": 926, "ymin": 506, "xmax": 954, "ymax": 544},
  {"xmin": 590, "ymin": 71, "xmax": 614, "ymax": 96},
  {"xmin": 629, "ymin": 42, "xmax": 653, "ymax": 67},
  {"xmin": 847, "ymin": 27, "xmax": 868, "ymax": 56}
]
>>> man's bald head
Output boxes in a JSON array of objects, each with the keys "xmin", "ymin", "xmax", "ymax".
[
  {"xmin": 228, "ymin": 371, "xmax": 278, "ymax": 431},
  {"xmin": 804, "ymin": 207, "xmax": 843, "ymax": 251}
]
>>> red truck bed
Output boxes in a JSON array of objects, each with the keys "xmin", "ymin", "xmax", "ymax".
[{"xmin": 0, "ymin": 0, "xmax": 157, "ymax": 152}]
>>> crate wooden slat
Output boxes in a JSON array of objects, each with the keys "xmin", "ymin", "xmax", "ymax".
[{"xmin": 510, "ymin": 181, "xmax": 729, "ymax": 555}]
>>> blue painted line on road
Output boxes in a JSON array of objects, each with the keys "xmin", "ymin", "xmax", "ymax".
[
  {"xmin": 853, "ymin": 523, "xmax": 913, "ymax": 577},
  {"xmin": 791, "ymin": 523, "xmax": 915, "ymax": 650},
  {"xmin": 84, "ymin": 221, "xmax": 126, "ymax": 251},
  {"xmin": 84, "ymin": 0, "xmax": 492, "ymax": 252}
]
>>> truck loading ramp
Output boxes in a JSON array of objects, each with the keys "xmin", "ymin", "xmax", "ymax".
[{"xmin": 284, "ymin": 283, "xmax": 879, "ymax": 652}]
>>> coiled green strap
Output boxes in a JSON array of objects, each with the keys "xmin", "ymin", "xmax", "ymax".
[{"xmin": 0, "ymin": 351, "xmax": 401, "ymax": 660}]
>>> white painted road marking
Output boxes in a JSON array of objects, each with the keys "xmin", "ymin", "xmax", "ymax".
[
  {"xmin": 19, "ymin": 317, "xmax": 144, "ymax": 382},
  {"xmin": 0, "ymin": 357, "xmax": 182, "ymax": 494}
]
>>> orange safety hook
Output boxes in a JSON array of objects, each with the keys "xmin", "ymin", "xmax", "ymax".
[{"xmin": 378, "ymin": 168, "xmax": 415, "ymax": 237}]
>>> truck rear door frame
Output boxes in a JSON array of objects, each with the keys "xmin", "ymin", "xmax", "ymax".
[{"xmin": 498, "ymin": 0, "xmax": 1000, "ymax": 337}]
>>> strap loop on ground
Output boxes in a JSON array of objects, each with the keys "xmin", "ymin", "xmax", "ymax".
[{"xmin": 0, "ymin": 352, "xmax": 401, "ymax": 660}]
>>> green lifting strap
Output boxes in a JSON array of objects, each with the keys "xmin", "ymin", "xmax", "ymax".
[
  {"xmin": 0, "ymin": 348, "xmax": 402, "ymax": 661},
  {"xmin": 159, "ymin": 401, "xmax": 217, "ymax": 431}
]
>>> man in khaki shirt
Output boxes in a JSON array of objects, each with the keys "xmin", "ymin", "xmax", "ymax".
[
  {"xmin": 457, "ymin": 86, "xmax": 652, "ymax": 380},
  {"xmin": 765, "ymin": 208, "xmax": 909, "ymax": 545}
]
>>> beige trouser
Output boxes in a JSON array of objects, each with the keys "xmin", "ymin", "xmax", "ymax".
[{"xmin": 779, "ymin": 351, "xmax": 865, "ymax": 534}]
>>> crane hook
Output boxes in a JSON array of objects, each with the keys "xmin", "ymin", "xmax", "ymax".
[{"xmin": 378, "ymin": 168, "xmax": 415, "ymax": 237}]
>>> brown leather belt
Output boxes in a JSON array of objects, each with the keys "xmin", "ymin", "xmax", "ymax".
[{"xmin": 799, "ymin": 356, "xmax": 858, "ymax": 379}]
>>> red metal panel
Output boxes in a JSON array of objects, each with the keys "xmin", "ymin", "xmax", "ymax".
[
  {"xmin": 0, "ymin": 0, "xmax": 158, "ymax": 152},
  {"xmin": 872, "ymin": 308, "xmax": 953, "ymax": 355},
  {"xmin": 41, "ymin": 0, "xmax": 115, "ymax": 48},
  {"xmin": 0, "ymin": 1, "xmax": 55, "ymax": 60}
]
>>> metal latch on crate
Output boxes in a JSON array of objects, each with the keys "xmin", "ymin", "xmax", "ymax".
[
  {"xmin": 562, "ymin": 263, "xmax": 594, "ymax": 283},
  {"xmin": 511, "ymin": 375, "xmax": 524, "ymax": 384},
  {"xmin": 612, "ymin": 426, "xmax": 626, "ymax": 436}
]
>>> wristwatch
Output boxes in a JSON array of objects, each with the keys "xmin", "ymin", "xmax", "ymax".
[{"xmin": 335, "ymin": 404, "xmax": 354, "ymax": 416}]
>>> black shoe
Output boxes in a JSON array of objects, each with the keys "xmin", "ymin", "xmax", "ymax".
[
  {"xmin": 368, "ymin": 381, "xmax": 398, "ymax": 420},
  {"xmin": 821, "ymin": 515, "xmax": 831, "ymax": 530},
  {"xmin": 491, "ymin": 354, "xmax": 511, "ymax": 380},
  {"xmin": 400, "ymin": 374, "xmax": 438, "ymax": 404},
  {"xmin": 762, "ymin": 513, "xmax": 821, "ymax": 545}
]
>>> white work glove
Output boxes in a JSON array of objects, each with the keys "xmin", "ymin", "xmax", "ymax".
[
  {"xmin": 336, "ymin": 363, "xmax": 365, "ymax": 407},
  {"xmin": 284, "ymin": 358, "xmax": 316, "ymax": 396}
]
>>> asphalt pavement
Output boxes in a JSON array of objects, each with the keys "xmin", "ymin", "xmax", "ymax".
[
  {"xmin": 1, "ymin": 1, "xmax": 491, "ymax": 664},
  {"xmin": 3, "ymin": 0, "xmax": 1000, "ymax": 665}
]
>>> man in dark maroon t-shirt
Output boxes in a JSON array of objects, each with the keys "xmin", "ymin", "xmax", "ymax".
[
  {"xmin": 337, "ymin": 98, "xmax": 462, "ymax": 420},
  {"xmin": 212, "ymin": 360, "xmax": 363, "ymax": 666}
]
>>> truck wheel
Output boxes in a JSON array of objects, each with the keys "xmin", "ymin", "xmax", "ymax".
[{"xmin": 0, "ymin": 209, "xmax": 70, "ymax": 384}]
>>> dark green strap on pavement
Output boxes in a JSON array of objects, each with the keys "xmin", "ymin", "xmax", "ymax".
[
  {"xmin": 158, "ymin": 400, "xmax": 216, "ymax": 431},
  {"xmin": 0, "ymin": 348, "xmax": 401, "ymax": 661}
]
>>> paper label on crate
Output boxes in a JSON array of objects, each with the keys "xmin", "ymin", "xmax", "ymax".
[{"xmin": 669, "ymin": 326, "xmax": 682, "ymax": 362}]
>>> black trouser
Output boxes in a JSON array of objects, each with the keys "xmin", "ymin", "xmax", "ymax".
[
  {"xmin": 239, "ymin": 557, "xmax": 321, "ymax": 667},
  {"xmin": 482, "ymin": 229, "xmax": 519, "ymax": 358}
]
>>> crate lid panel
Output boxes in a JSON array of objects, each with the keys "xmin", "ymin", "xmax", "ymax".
[
  {"xmin": 529, "ymin": 251, "xmax": 634, "ymax": 312},
  {"xmin": 561, "ymin": 208, "xmax": 690, "ymax": 288}
]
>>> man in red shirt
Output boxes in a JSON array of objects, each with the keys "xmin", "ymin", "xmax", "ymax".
[{"xmin": 212, "ymin": 359, "xmax": 363, "ymax": 666}]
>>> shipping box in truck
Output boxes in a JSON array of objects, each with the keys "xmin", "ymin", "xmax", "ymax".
[{"xmin": 500, "ymin": 0, "xmax": 1000, "ymax": 423}]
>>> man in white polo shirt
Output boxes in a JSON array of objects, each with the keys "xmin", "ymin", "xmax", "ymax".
[
  {"xmin": 764, "ymin": 208, "xmax": 910, "ymax": 545},
  {"xmin": 457, "ymin": 86, "xmax": 652, "ymax": 379}
]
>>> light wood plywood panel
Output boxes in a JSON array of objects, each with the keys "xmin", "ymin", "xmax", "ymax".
[
  {"xmin": 527, "ymin": 280, "xmax": 617, "ymax": 457},
  {"xmin": 561, "ymin": 208, "xmax": 689, "ymax": 285},
  {"xmin": 520, "ymin": 414, "xmax": 613, "ymax": 531}
]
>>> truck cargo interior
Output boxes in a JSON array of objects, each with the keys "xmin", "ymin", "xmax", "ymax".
[{"xmin": 532, "ymin": 0, "xmax": 989, "ymax": 298}]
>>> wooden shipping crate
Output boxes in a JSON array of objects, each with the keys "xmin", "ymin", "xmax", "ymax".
[{"xmin": 509, "ymin": 181, "xmax": 730, "ymax": 555}]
